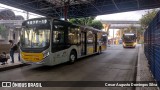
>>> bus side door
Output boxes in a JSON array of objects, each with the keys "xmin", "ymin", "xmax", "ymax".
[
  {"xmin": 51, "ymin": 25, "xmax": 68, "ymax": 64},
  {"xmin": 81, "ymin": 32, "xmax": 87, "ymax": 56}
]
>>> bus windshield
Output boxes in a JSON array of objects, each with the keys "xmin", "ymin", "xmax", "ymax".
[
  {"xmin": 123, "ymin": 35, "xmax": 136, "ymax": 42},
  {"xmin": 21, "ymin": 27, "xmax": 50, "ymax": 48}
]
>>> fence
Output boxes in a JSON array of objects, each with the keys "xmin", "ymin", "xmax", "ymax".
[{"xmin": 144, "ymin": 11, "xmax": 160, "ymax": 87}]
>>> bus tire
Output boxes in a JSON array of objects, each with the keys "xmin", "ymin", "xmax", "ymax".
[
  {"xmin": 69, "ymin": 50, "xmax": 77, "ymax": 64},
  {"xmin": 98, "ymin": 46, "xmax": 102, "ymax": 54}
]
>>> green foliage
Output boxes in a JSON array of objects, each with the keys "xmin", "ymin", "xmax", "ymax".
[
  {"xmin": 0, "ymin": 25, "xmax": 8, "ymax": 39},
  {"xmin": 140, "ymin": 9, "xmax": 158, "ymax": 29},
  {"xmin": 123, "ymin": 25, "xmax": 136, "ymax": 33},
  {"xmin": 69, "ymin": 17, "xmax": 94, "ymax": 25},
  {"xmin": 89, "ymin": 21, "xmax": 103, "ymax": 30},
  {"xmin": 69, "ymin": 17, "xmax": 103, "ymax": 30},
  {"xmin": 69, "ymin": 18, "xmax": 81, "ymax": 25}
]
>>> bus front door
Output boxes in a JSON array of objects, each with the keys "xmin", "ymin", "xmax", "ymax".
[
  {"xmin": 81, "ymin": 32, "xmax": 87, "ymax": 56},
  {"xmin": 94, "ymin": 33, "xmax": 97, "ymax": 52}
]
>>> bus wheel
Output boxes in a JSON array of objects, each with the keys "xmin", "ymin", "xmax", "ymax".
[{"xmin": 69, "ymin": 50, "xmax": 77, "ymax": 64}]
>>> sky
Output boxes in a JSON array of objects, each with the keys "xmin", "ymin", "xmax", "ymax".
[
  {"xmin": 95, "ymin": 10, "xmax": 148, "ymax": 21},
  {"xmin": 0, "ymin": 3, "xmax": 150, "ymax": 38}
]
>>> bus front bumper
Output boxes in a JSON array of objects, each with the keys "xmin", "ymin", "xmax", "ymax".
[
  {"xmin": 123, "ymin": 43, "xmax": 136, "ymax": 48},
  {"xmin": 20, "ymin": 55, "xmax": 50, "ymax": 65}
]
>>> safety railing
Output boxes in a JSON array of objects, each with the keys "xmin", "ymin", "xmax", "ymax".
[{"xmin": 144, "ymin": 11, "xmax": 160, "ymax": 87}]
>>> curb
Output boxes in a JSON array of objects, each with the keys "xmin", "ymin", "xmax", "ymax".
[
  {"xmin": 136, "ymin": 45, "xmax": 141, "ymax": 90},
  {"xmin": 136, "ymin": 45, "xmax": 141, "ymax": 81},
  {"xmin": 0, "ymin": 63, "xmax": 29, "ymax": 72}
]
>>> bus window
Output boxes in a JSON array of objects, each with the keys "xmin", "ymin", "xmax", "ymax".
[
  {"xmin": 87, "ymin": 31, "xmax": 93, "ymax": 44},
  {"xmin": 52, "ymin": 25, "xmax": 65, "ymax": 44},
  {"xmin": 21, "ymin": 28, "xmax": 50, "ymax": 48},
  {"xmin": 101, "ymin": 34, "xmax": 107, "ymax": 43},
  {"xmin": 68, "ymin": 27, "xmax": 80, "ymax": 44},
  {"xmin": 52, "ymin": 25, "xmax": 66, "ymax": 52},
  {"xmin": 53, "ymin": 31, "xmax": 64, "ymax": 44},
  {"xmin": 87, "ymin": 31, "xmax": 94, "ymax": 54}
]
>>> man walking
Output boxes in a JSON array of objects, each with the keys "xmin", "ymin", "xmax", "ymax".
[
  {"xmin": 9, "ymin": 40, "xmax": 17, "ymax": 63},
  {"xmin": 17, "ymin": 42, "xmax": 20, "ymax": 61}
]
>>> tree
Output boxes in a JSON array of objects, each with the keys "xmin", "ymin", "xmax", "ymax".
[
  {"xmin": 0, "ymin": 25, "xmax": 8, "ymax": 39},
  {"xmin": 69, "ymin": 18, "xmax": 82, "ymax": 25},
  {"xmin": 89, "ymin": 20, "xmax": 103, "ymax": 30},
  {"xmin": 140, "ymin": 9, "xmax": 158, "ymax": 29},
  {"xmin": 69, "ymin": 17, "xmax": 103, "ymax": 30},
  {"xmin": 69, "ymin": 17, "xmax": 94, "ymax": 25},
  {"xmin": 122, "ymin": 25, "xmax": 136, "ymax": 33}
]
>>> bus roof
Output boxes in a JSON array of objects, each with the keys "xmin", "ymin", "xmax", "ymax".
[{"xmin": 22, "ymin": 17, "xmax": 107, "ymax": 33}]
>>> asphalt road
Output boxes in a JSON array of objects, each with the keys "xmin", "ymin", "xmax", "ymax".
[{"xmin": 0, "ymin": 45, "xmax": 139, "ymax": 90}]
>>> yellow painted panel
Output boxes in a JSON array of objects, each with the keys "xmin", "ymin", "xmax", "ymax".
[
  {"xmin": 97, "ymin": 47, "xmax": 99, "ymax": 51},
  {"xmin": 21, "ymin": 52, "xmax": 43, "ymax": 62},
  {"xmin": 102, "ymin": 45, "xmax": 106, "ymax": 50},
  {"xmin": 87, "ymin": 47, "xmax": 94, "ymax": 54}
]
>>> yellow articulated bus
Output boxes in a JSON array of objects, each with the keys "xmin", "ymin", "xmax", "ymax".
[{"xmin": 20, "ymin": 18, "xmax": 107, "ymax": 66}]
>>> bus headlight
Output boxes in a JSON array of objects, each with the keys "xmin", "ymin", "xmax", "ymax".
[{"xmin": 43, "ymin": 50, "xmax": 49, "ymax": 58}]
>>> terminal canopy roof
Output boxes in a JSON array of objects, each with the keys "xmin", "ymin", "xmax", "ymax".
[{"xmin": 0, "ymin": 0, "xmax": 159, "ymax": 18}]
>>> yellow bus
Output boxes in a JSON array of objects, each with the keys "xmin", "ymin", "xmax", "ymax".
[
  {"xmin": 20, "ymin": 18, "xmax": 107, "ymax": 66},
  {"xmin": 122, "ymin": 33, "xmax": 137, "ymax": 48}
]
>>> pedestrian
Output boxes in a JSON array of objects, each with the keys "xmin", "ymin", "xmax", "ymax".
[
  {"xmin": 108, "ymin": 40, "xmax": 110, "ymax": 45},
  {"xmin": 9, "ymin": 40, "xmax": 17, "ymax": 63},
  {"xmin": 108, "ymin": 40, "xmax": 111, "ymax": 47},
  {"xmin": 0, "ymin": 52, "xmax": 8, "ymax": 65},
  {"xmin": 17, "ymin": 42, "xmax": 20, "ymax": 61}
]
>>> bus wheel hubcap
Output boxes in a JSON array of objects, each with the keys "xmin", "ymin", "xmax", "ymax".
[{"xmin": 71, "ymin": 55, "xmax": 75, "ymax": 61}]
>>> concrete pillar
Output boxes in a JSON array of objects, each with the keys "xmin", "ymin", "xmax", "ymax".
[{"xmin": 13, "ymin": 28, "xmax": 21, "ymax": 44}]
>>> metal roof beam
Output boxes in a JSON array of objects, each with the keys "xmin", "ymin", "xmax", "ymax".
[
  {"xmin": 0, "ymin": 0, "xmax": 160, "ymax": 18},
  {"xmin": 136, "ymin": 0, "xmax": 140, "ymax": 9},
  {"xmin": 12, "ymin": 0, "xmax": 39, "ymax": 6},
  {"xmin": 6, "ymin": 0, "xmax": 53, "ymax": 17},
  {"xmin": 90, "ymin": 3, "xmax": 102, "ymax": 13},
  {"xmin": 111, "ymin": 0, "xmax": 119, "ymax": 11}
]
